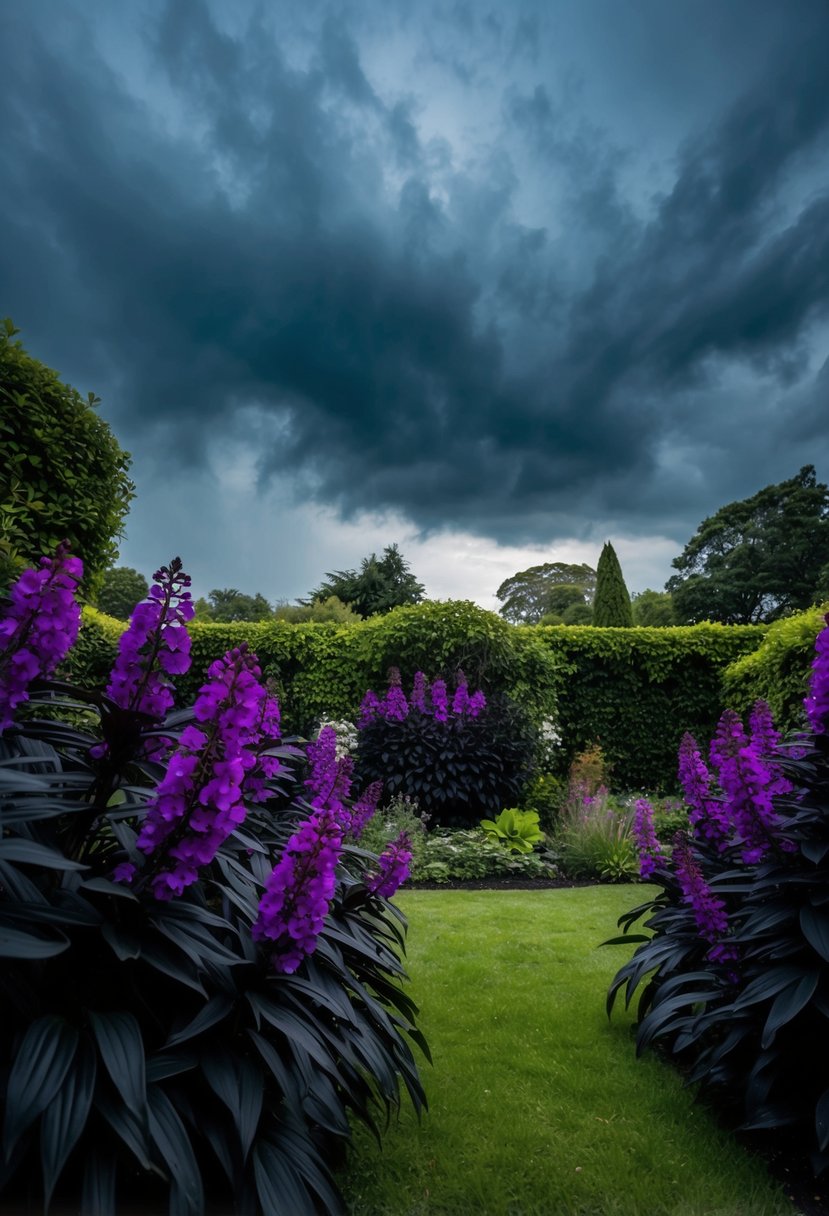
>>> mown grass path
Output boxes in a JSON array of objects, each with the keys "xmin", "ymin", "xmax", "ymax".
[{"xmin": 342, "ymin": 886, "xmax": 796, "ymax": 1216}]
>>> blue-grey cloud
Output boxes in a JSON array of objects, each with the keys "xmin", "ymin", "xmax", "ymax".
[{"xmin": 1, "ymin": 0, "xmax": 828, "ymax": 559}]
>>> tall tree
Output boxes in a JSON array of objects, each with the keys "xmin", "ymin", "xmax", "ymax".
[
  {"xmin": 308, "ymin": 543, "xmax": 425, "ymax": 617},
  {"xmin": 496, "ymin": 562, "xmax": 597, "ymax": 624},
  {"xmin": 0, "ymin": 319, "xmax": 134, "ymax": 596},
  {"xmin": 593, "ymin": 543, "xmax": 633, "ymax": 627},
  {"xmin": 96, "ymin": 567, "xmax": 149, "ymax": 620},
  {"xmin": 666, "ymin": 466, "xmax": 829, "ymax": 624}
]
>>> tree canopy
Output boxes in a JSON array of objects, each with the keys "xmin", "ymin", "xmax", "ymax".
[
  {"xmin": 631, "ymin": 589, "xmax": 675, "ymax": 628},
  {"xmin": 666, "ymin": 466, "xmax": 829, "ymax": 624},
  {"xmin": 496, "ymin": 562, "xmax": 597, "ymax": 624},
  {"xmin": 307, "ymin": 543, "xmax": 425, "ymax": 617},
  {"xmin": 194, "ymin": 589, "xmax": 275, "ymax": 622},
  {"xmin": 96, "ymin": 566, "xmax": 149, "ymax": 620},
  {"xmin": 0, "ymin": 318, "xmax": 134, "ymax": 596},
  {"xmin": 593, "ymin": 543, "xmax": 633, "ymax": 627}
]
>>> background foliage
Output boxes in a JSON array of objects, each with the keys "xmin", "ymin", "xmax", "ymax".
[
  {"xmin": 0, "ymin": 320, "xmax": 134, "ymax": 597},
  {"xmin": 722, "ymin": 604, "xmax": 829, "ymax": 729}
]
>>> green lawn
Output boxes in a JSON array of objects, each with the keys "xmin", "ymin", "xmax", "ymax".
[{"xmin": 341, "ymin": 887, "xmax": 796, "ymax": 1216}]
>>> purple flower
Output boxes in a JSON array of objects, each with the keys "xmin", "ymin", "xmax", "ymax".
[
  {"xmin": 381, "ymin": 668, "xmax": 409, "ymax": 722},
  {"xmin": 349, "ymin": 780, "xmax": 383, "ymax": 839},
  {"xmin": 133, "ymin": 645, "xmax": 281, "ymax": 897},
  {"xmin": 253, "ymin": 808, "xmax": 343, "ymax": 973},
  {"xmin": 804, "ymin": 614, "xmax": 829, "ymax": 734},
  {"xmin": 305, "ymin": 725, "xmax": 354, "ymax": 830},
  {"xmin": 366, "ymin": 831, "xmax": 412, "ymax": 899},
  {"xmin": 410, "ymin": 671, "xmax": 428, "ymax": 712},
  {"xmin": 430, "ymin": 678, "xmax": 448, "ymax": 723},
  {"xmin": 748, "ymin": 699, "xmax": 792, "ymax": 797},
  {"xmin": 358, "ymin": 689, "xmax": 381, "ymax": 728},
  {"xmin": 720, "ymin": 743, "xmax": 781, "ymax": 864},
  {"xmin": 467, "ymin": 689, "xmax": 486, "ymax": 717},
  {"xmin": 632, "ymin": 798, "xmax": 664, "ymax": 878},
  {"xmin": 672, "ymin": 834, "xmax": 738, "ymax": 966},
  {"xmin": 0, "ymin": 544, "xmax": 83, "ymax": 731},
  {"xmin": 452, "ymin": 676, "xmax": 470, "ymax": 715},
  {"xmin": 678, "ymin": 732, "xmax": 731, "ymax": 849}
]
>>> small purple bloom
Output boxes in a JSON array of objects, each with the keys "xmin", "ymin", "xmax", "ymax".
[
  {"xmin": 253, "ymin": 808, "xmax": 343, "ymax": 973},
  {"xmin": 430, "ymin": 678, "xmax": 448, "ymax": 723},
  {"xmin": 672, "ymin": 834, "xmax": 737, "ymax": 966},
  {"xmin": 0, "ymin": 544, "xmax": 83, "ymax": 731},
  {"xmin": 366, "ymin": 830, "xmax": 413, "ymax": 899},
  {"xmin": 632, "ymin": 798, "xmax": 664, "ymax": 878}
]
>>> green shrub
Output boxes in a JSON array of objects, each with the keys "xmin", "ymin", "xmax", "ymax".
[
  {"xmin": 723, "ymin": 603, "xmax": 829, "ymax": 730},
  {"xmin": 0, "ymin": 319, "xmax": 134, "ymax": 596},
  {"xmin": 411, "ymin": 829, "xmax": 558, "ymax": 884},
  {"xmin": 536, "ymin": 623, "xmax": 765, "ymax": 790}
]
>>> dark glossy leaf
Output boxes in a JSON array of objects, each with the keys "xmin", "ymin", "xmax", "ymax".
[
  {"xmin": 801, "ymin": 905, "xmax": 829, "ymax": 963},
  {"xmin": 146, "ymin": 1051, "xmax": 198, "ymax": 1082},
  {"xmin": 762, "ymin": 971, "xmax": 819, "ymax": 1047},
  {"xmin": 3, "ymin": 1015, "xmax": 78, "ymax": 1152},
  {"xmin": 201, "ymin": 1051, "xmax": 263, "ymax": 1161},
  {"xmin": 93, "ymin": 1090, "xmax": 154, "ymax": 1171},
  {"xmin": 253, "ymin": 1140, "xmax": 315, "ymax": 1216},
  {"xmin": 101, "ymin": 922, "xmax": 141, "ymax": 961},
  {"xmin": 89, "ymin": 1011, "xmax": 147, "ymax": 1120},
  {"xmin": 165, "ymin": 993, "xmax": 234, "ymax": 1048},
  {"xmin": 80, "ymin": 876, "xmax": 139, "ymax": 900},
  {"xmin": 80, "ymin": 1148, "xmax": 116, "ymax": 1216},
  {"xmin": 0, "ymin": 923, "xmax": 69, "ymax": 958},
  {"xmin": 0, "ymin": 838, "xmax": 87, "ymax": 870},
  {"xmin": 147, "ymin": 1085, "xmax": 204, "ymax": 1216},
  {"xmin": 733, "ymin": 966, "xmax": 814, "ymax": 1011},
  {"xmin": 41, "ymin": 1040, "xmax": 97, "ymax": 1211}
]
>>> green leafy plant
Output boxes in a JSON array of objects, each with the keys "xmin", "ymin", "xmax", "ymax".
[
  {"xmin": 480, "ymin": 808, "xmax": 545, "ymax": 853},
  {"xmin": 410, "ymin": 829, "xmax": 558, "ymax": 884},
  {"xmin": 0, "ymin": 553, "xmax": 427, "ymax": 1215}
]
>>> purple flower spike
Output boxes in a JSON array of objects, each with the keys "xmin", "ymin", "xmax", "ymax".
[
  {"xmin": 679, "ymin": 732, "xmax": 731, "ymax": 849},
  {"xmin": 0, "ymin": 543, "xmax": 83, "ymax": 731},
  {"xmin": 452, "ymin": 675, "xmax": 470, "ymax": 715},
  {"xmin": 382, "ymin": 668, "xmax": 409, "ymax": 722},
  {"xmin": 367, "ymin": 830, "xmax": 413, "ymax": 899},
  {"xmin": 804, "ymin": 614, "xmax": 829, "ymax": 735},
  {"xmin": 410, "ymin": 671, "xmax": 428, "ymax": 712},
  {"xmin": 253, "ymin": 808, "xmax": 343, "ymax": 973},
  {"xmin": 632, "ymin": 798, "xmax": 663, "ymax": 878},
  {"xmin": 350, "ymin": 780, "xmax": 383, "ymax": 839},
  {"xmin": 430, "ymin": 678, "xmax": 448, "ymax": 723},
  {"xmin": 672, "ymin": 834, "xmax": 737, "ymax": 965}
]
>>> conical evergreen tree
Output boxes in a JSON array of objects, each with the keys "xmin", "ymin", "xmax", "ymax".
[{"xmin": 593, "ymin": 542, "xmax": 633, "ymax": 627}]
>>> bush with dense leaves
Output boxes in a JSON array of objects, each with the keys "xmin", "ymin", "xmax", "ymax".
[
  {"xmin": 608, "ymin": 618, "xmax": 829, "ymax": 1172},
  {"xmin": 355, "ymin": 671, "xmax": 539, "ymax": 828},
  {"xmin": 0, "ymin": 553, "xmax": 426, "ymax": 1216}
]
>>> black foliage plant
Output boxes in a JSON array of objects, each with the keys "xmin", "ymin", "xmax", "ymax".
[
  {"xmin": 355, "ymin": 673, "xmax": 538, "ymax": 828},
  {"xmin": 0, "ymin": 555, "xmax": 427, "ymax": 1216},
  {"xmin": 606, "ymin": 626, "xmax": 829, "ymax": 1173}
]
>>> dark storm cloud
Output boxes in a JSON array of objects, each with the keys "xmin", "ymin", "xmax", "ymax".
[{"xmin": 1, "ymin": 0, "xmax": 828, "ymax": 549}]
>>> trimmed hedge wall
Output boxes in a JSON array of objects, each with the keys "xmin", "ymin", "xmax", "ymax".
[
  {"xmin": 63, "ymin": 603, "xmax": 779, "ymax": 791},
  {"xmin": 722, "ymin": 603, "xmax": 828, "ymax": 730},
  {"xmin": 534, "ymin": 623, "xmax": 765, "ymax": 791}
]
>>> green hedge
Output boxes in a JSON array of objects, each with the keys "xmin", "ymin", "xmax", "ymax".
[
  {"xmin": 722, "ymin": 603, "xmax": 828, "ymax": 730},
  {"xmin": 534, "ymin": 623, "xmax": 766, "ymax": 791},
  {"xmin": 63, "ymin": 604, "xmax": 781, "ymax": 792}
]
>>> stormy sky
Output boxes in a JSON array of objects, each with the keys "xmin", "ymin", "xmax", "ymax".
[{"xmin": 2, "ymin": 0, "xmax": 828, "ymax": 610}]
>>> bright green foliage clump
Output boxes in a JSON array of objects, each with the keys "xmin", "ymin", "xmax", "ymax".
[
  {"xmin": 0, "ymin": 319, "xmax": 134, "ymax": 596},
  {"xmin": 593, "ymin": 542, "xmax": 633, "ymax": 627},
  {"xmin": 723, "ymin": 603, "xmax": 829, "ymax": 730},
  {"xmin": 536, "ymin": 622, "xmax": 764, "ymax": 790},
  {"xmin": 481, "ymin": 808, "xmax": 544, "ymax": 853}
]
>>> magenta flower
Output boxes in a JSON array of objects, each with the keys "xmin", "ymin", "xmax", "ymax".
[
  {"xmin": 804, "ymin": 614, "xmax": 829, "ymax": 734},
  {"xmin": 253, "ymin": 808, "xmax": 343, "ymax": 973},
  {"xmin": 133, "ymin": 646, "xmax": 281, "ymax": 898},
  {"xmin": 430, "ymin": 678, "xmax": 448, "ymax": 723},
  {"xmin": 672, "ymin": 834, "xmax": 737, "ymax": 965},
  {"xmin": 358, "ymin": 689, "xmax": 381, "ymax": 728},
  {"xmin": 366, "ymin": 831, "xmax": 413, "ymax": 899},
  {"xmin": 410, "ymin": 671, "xmax": 428, "ymax": 712},
  {"xmin": 452, "ymin": 676, "xmax": 470, "ymax": 715},
  {"xmin": 349, "ymin": 780, "xmax": 383, "ymax": 839},
  {"xmin": 0, "ymin": 544, "xmax": 83, "ymax": 731},
  {"xmin": 632, "ymin": 798, "xmax": 664, "ymax": 878},
  {"xmin": 382, "ymin": 668, "xmax": 409, "ymax": 722},
  {"xmin": 678, "ymin": 732, "xmax": 731, "ymax": 849},
  {"xmin": 467, "ymin": 689, "xmax": 486, "ymax": 717}
]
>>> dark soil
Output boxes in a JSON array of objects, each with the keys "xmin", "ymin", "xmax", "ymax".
[{"xmin": 403, "ymin": 876, "xmax": 829, "ymax": 1216}]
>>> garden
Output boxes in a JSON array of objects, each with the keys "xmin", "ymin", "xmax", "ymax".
[{"xmin": 2, "ymin": 545, "xmax": 829, "ymax": 1214}]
